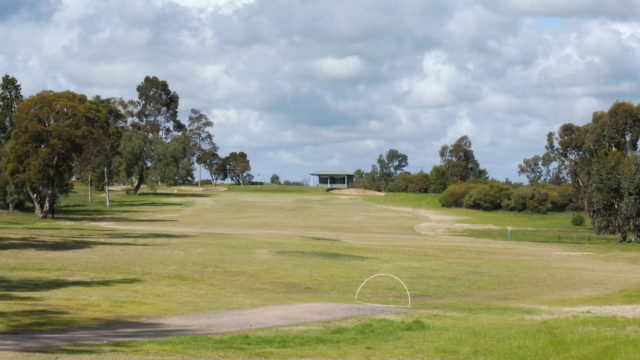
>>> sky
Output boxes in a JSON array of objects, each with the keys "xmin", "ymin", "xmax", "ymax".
[{"xmin": 1, "ymin": 0, "xmax": 640, "ymax": 183}]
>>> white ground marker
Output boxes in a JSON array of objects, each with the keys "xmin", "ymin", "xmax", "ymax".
[{"xmin": 355, "ymin": 273, "xmax": 411, "ymax": 308}]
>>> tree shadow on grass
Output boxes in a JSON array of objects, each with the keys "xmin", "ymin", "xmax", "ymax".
[
  {"xmin": 0, "ymin": 293, "xmax": 39, "ymax": 301},
  {"xmin": 3, "ymin": 319, "xmax": 197, "ymax": 352},
  {"xmin": 0, "ymin": 277, "xmax": 140, "ymax": 292},
  {"xmin": 0, "ymin": 237, "xmax": 149, "ymax": 251},
  {"xmin": 102, "ymin": 232, "xmax": 190, "ymax": 239},
  {"xmin": 276, "ymin": 250, "xmax": 371, "ymax": 261},
  {"xmin": 0, "ymin": 310, "xmax": 76, "ymax": 333},
  {"xmin": 55, "ymin": 215, "xmax": 177, "ymax": 223}
]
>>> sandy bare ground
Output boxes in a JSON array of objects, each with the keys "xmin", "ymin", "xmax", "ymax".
[
  {"xmin": 0, "ymin": 303, "xmax": 407, "ymax": 351},
  {"xmin": 376, "ymin": 205, "xmax": 503, "ymax": 235},
  {"xmin": 329, "ymin": 189, "xmax": 385, "ymax": 196}
]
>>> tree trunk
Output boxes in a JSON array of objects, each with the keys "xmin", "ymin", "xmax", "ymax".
[
  {"xmin": 132, "ymin": 172, "xmax": 144, "ymax": 195},
  {"xmin": 88, "ymin": 174, "xmax": 92, "ymax": 203},
  {"xmin": 198, "ymin": 164, "xmax": 202, "ymax": 187},
  {"xmin": 46, "ymin": 194, "xmax": 55, "ymax": 219},
  {"xmin": 27, "ymin": 186, "xmax": 49, "ymax": 219},
  {"xmin": 104, "ymin": 166, "xmax": 111, "ymax": 207}
]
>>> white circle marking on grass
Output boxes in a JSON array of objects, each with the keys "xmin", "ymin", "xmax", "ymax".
[{"xmin": 355, "ymin": 273, "xmax": 411, "ymax": 308}]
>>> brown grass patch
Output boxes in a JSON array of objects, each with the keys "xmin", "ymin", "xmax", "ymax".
[{"xmin": 329, "ymin": 189, "xmax": 385, "ymax": 196}]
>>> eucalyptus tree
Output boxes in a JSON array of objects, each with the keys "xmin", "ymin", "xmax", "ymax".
[
  {"xmin": 74, "ymin": 97, "xmax": 125, "ymax": 206},
  {"xmin": 527, "ymin": 101, "xmax": 640, "ymax": 240},
  {"xmin": 6, "ymin": 91, "xmax": 86, "ymax": 218},
  {"xmin": 0, "ymin": 74, "xmax": 22, "ymax": 143},
  {"xmin": 0, "ymin": 74, "xmax": 24, "ymax": 210},
  {"xmin": 376, "ymin": 149, "xmax": 408, "ymax": 191},
  {"xmin": 197, "ymin": 146, "xmax": 225, "ymax": 185},
  {"xmin": 439, "ymin": 135, "xmax": 486, "ymax": 185},
  {"xmin": 121, "ymin": 76, "xmax": 185, "ymax": 194},
  {"xmin": 186, "ymin": 108, "xmax": 214, "ymax": 186},
  {"xmin": 226, "ymin": 151, "xmax": 252, "ymax": 186}
]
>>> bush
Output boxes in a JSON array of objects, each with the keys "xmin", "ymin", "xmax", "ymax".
[
  {"xmin": 571, "ymin": 213, "xmax": 585, "ymax": 226},
  {"xmin": 439, "ymin": 183, "xmax": 481, "ymax": 208},
  {"xmin": 388, "ymin": 172, "xmax": 430, "ymax": 193},
  {"xmin": 503, "ymin": 186, "xmax": 552, "ymax": 213},
  {"xmin": 463, "ymin": 183, "xmax": 511, "ymax": 210},
  {"xmin": 553, "ymin": 184, "xmax": 578, "ymax": 211}
]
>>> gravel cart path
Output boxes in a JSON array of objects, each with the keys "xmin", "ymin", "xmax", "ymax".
[{"xmin": 0, "ymin": 302, "xmax": 408, "ymax": 351}]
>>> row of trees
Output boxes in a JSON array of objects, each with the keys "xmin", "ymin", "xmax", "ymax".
[
  {"xmin": 354, "ymin": 135, "xmax": 487, "ymax": 193},
  {"xmin": 0, "ymin": 74, "xmax": 252, "ymax": 218},
  {"xmin": 519, "ymin": 101, "xmax": 640, "ymax": 241},
  {"xmin": 269, "ymin": 174, "xmax": 308, "ymax": 186}
]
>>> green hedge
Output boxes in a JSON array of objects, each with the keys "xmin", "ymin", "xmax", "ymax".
[
  {"xmin": 463, "ymin": 184, "xmax": 511, "ymax": 211},
  {"xmin": 439, "ymin": 182, "xmax": 578, "ymax": 213},
  {"xmin": 439, "ymin": 183, "xmax": 482, "ymax": 208}
]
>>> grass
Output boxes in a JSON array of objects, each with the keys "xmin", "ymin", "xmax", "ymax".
[
  {"xmin": 27, "ymin": 314, "xmax": 640, "ymax": 359},
  {"xmin": 362, "ymin": 192, "xmax": 624, "ymax": 246},
  {"xmin": 3, "ymin": 185, "xmax": 640, "ymax": 358}
]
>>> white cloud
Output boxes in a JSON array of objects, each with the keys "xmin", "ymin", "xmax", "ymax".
[
  {"xmin": 155, "ymin": 0, "xmax": 254, "ymax": 14},
  {"xmin": 2, "ymin": 1, "xmax": 640, "ymax": 181},
  {"xmin": 311, "ymin": 56, "xmax": 365, "ymax": 80},
  {"xmin": 501, "ymin": 0, "xmax": 640, "ymax": 17},
  {"xmin": 405, "ymin": 50, "xmax": 472, "ymax": 107}
]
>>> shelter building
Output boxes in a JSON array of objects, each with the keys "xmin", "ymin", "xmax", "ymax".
[{"xmin": 310, "ymin": 170, "xmax": 355, "ymax": 188}]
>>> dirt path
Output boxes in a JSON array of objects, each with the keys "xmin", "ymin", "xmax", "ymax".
[{"xmin": 0, "ymin": 303, "xmax": 408, "ymax": 351}]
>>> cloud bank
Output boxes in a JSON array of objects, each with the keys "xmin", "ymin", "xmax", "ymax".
[{"xmin": 1, "ymin": 0, "xmax": 639, "ymax": 182}]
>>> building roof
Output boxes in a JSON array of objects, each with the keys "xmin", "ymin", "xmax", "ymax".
[{"xmin": 310, "ymin": 170, "xmax": 354, "ymax": 176}]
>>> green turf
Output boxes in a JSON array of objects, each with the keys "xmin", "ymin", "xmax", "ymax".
[{"xmin": 3, "ymin": 185, "xmax": 640, "ymax": 359}]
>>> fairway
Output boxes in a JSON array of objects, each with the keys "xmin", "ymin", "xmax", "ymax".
[{"xmin": 3, "ymin": 185, "xmax": 640, "ymax": 359}]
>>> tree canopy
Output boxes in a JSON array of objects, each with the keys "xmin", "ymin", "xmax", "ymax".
[
  {"xmin": 5, "ymin": 91, "xmax": 87, "ymax": 218},
  {"xmin": 439, "ymin": 135, "xmax": 487, "ymax": 185}
]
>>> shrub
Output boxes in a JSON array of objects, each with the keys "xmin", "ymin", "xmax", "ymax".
[
  {"xmin": 388, "ymin": 172, "xmax": 430, "ymax": 193},
  {"xmin": 571, "ymin": 213, "xmax": 585, "ymax": 226},
  {"xmin": 463, "ymin": 183, "xmax": 511, "ymax": 210},
  {"xmin": 439, "ymin": 183, "xmax": 481, "ymax": 208},
  {"xmin": 553, "ymin": 184, "xmax": 577, "ymax": 211},
  {"xmin": 503, "ymin": 186, "xmax": 552, "ymax": 213}
]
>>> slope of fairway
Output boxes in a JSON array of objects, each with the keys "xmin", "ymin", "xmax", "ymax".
[{"xmin": 3, "ymin": 185, "xmax": 640, "ymax": 359}]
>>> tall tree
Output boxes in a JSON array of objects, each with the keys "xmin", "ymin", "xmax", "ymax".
[
  {"xmin": 122, "ymin": 76, "xmax": 184, "ymax": 194},
  {"xmin": 376, "ymin": 148, "xmax": 409, "ymax": 191},
  {"xmin": 186, "ymin": 108, "xmax": 214, "ymax": 186},
  {"xmin": 148, "ymin": 134, "xmax": 194, "ymax": 186},
  {"xmin": 74, "ymin": 97, "xmax": 125, "ymax": 206},
  {"xmin": 226, "ymin": 152, "xmax": 252, "ymax": 186},
  {"xmin": 0, "ymin": 74, "xmax": 23, "ymax": 143},
  {"xmin": 0, "ymin": 74, "xmax": 24, "ymax": 211},
  {"xmin": 197, "ymin": 146, "xmax": 226, "ymax": 185},
  {"xmin": 517, "ymin": 155, "xmax": 544, "ymax": 185},
  {"xmin": 119, "ymin": 128, "xmax": 155, "ymax": 194},
  {"xmin": 136, "ymin": 75, "xmax": 183, "ymax": 138},
  {"xmin": 439, "ymin": 135, "xmax": 486, "ymax": 184},
  {"xmin": 5, "ymin": 91, "xmax": 86, "ymax": 218},
  {"xmin": 586, "ymin": 150, "xmax": 629, "ymax": 241},
  {"xmin": 623, "ymin": 155, "xmax": 640, "ymax": 242}
]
